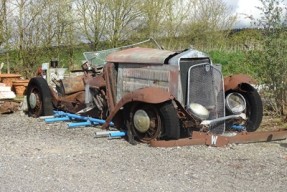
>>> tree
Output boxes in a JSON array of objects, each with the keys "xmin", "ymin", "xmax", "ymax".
[
  {"xmin": 0, "ymin": 0, "xmax": 240, "ymax": 77},
  {"xmin": 0, "ymin": 0, "xmax": 11, "ymax": 73},
  {"xmin": 103, "ymin": 0, "xmax": 143, "ymax": 47},
  {"xmin": 249, "ymin": 0, "xmax": 287, "ymax": 115},
  {"xmin": 75, "ymin": 0, "xmax": 108, "ymax": 50},
  {"xmin": 135, "ymin": 0, "xmax": 172, "ymax": 39},
  {"xmin": 0, "ymin": 0, "xmax": 5, "ymax": 46},
  {"xmin": 182, "ymin": 0, "xmax": 236, "ymax": 49},
  {"xmin": 13, "ymin": 0, "xmax": 53, "ymax": 77},
  {"xmin": 9, "ymin": 0, "xmax": 77, "ymax": 77},
  {"xmin": 52, "ymin": 0, "xmax": 77, "ymax": 67}
]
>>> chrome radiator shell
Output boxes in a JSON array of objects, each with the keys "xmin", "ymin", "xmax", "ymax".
[{"xmin": 187, "ymin": 63, "xmax": 225, "ymax": 134}]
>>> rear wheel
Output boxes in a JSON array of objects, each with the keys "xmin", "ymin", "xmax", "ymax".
[
  {"xmin": 26, "ymin": 77, "xmax": 54, "ymax": 117},
  {"xmin": 130, "ymin": 101, "xmax": 180, "ymax": 142}
]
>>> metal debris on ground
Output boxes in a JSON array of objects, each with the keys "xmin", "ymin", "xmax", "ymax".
[
  {"xmin": 150, "ymin": 129, "xmax": 287, "ymax": 147},
  {"xmin": 41, "ymin": 111, "xmax": 125, "ymax": 139},
  {"xmin": 0, "ymin": 82, "xmax": 22, "ymax": 114},
  {"xmin": 94, "ymin": 130, "xmax": 126, "ymax": 139},
  {"xmin": 42, "ymin": 110, "xmax": 113, "ymax": 128},
  {"xmin": 0, "ymin": 100, "xmax": 20, "ymax": 114}
]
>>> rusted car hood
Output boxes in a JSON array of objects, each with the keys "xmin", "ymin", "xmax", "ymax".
[
  {"xmin": 106, "ymin": 47, "xmax": 176, "ymax": 64},
  {"xmin": 168, "ymin": 49, "xmax": 209, "ymax": 65}
]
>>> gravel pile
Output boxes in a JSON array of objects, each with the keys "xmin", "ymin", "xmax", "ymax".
[{"xmin": 0, "ymin": 111, "xmax": 286, "ymax": 192}]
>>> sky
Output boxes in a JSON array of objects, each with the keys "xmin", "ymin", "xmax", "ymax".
[{"xmin": 224, "ymin": 0, "xmax": 287, "ymax": 28}]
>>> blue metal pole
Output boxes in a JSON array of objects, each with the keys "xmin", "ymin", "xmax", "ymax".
[
  {"xmin": 45, "ymin": 116, "xmax": 70, "ymax": 123},
  {"xmin": 68, "ymin": 121, "xmax": 100, "ymax": 128},
  {"xmin": 95, "ymin": 131, "xmax": 126, "ymax": 138},
  {"xmin": 109, "ymin": 131, "xmax": 126, "ymax": 138},
  {"xmin": 53, "ymin": 111, "xmax": 114, "ymax": 126},
  {"xmin": 68, "ymin": 121, "xmax": 91, "ymax": 128}
]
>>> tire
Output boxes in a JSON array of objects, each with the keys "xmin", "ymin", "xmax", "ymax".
[
  {"xmin": 130, "ymin": 101, "xmax": 180, "ymax": 142},
  {"xmin": 26, "ymin": 77, "xmax": 54, "ymax": 117},
  {"xmin": 227, "ymin": 84, "xmax": 263, "ymax": 132}
]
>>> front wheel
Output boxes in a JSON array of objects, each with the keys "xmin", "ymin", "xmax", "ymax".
[
  {"xmin": 129, "ymin": 101, "xmax": 180, "ymax": 143},
  {"xmin": 26, "ymin": 77, "xmax": 54, "ymax": 117},
  {"xmin": 226, "ymin": 84, "xmax": 263, "ymax": 132}
]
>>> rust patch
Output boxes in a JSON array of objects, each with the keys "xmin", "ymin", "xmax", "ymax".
[
  {"xmin": 104, "ymin": 63, "xmax": 117, "ymax": 112},
  {"xmin": 224, "ymin": 74, "xmax": 255, "ymax": 92},
  {"xmin": 106, "ymin": 47, "xmax": 175, "ymax": 64},
  {"xmin": 61, "ymin": 76, "xmax": 85, "ymax": 95},
  {"xmin": 150, "ymin": 130, "xmax": 287, "ymax": 147},
  {"xmin": 85, "ymin": 75, "xmax": 106, "ymax": 88}
]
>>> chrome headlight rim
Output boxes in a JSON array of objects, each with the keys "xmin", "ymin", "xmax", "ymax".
[
  {"xmin": 226, "ymin": 92, "xmax": 246, "ymax": 114},
  {"xmin": 189, "ymin": 103, "xmax": 210, "ymax": 121}
]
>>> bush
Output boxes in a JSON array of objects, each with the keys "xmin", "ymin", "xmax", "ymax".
[{"xmin": 208, "ymin": 50, "xmax": 255, "ymax": 77}]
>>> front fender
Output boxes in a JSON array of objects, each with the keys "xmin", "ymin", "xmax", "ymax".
[
  {"xmin": 224, "ymin": 74, "xmax": 256, "ymax": 92},
  {"xmin": 102, "ymin": 87, "xmax": 174, "ymax": 129}
]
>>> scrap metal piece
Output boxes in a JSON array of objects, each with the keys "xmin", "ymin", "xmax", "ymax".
[
  {"xmin": 95, "ymin": 131, "xmax": 126, "ymax": 138},
  {"xmin": 150, "ymin": 130, "xmax": 287, "ymax": 147},
  {"xmin": 0, "ymin": 100, "xmax": 20, "ymax": 114},
  {"xmin": 150, "ymin": 137, "xmax": 206, "ymax": 147}
]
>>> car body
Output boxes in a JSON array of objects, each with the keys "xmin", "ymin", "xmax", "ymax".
[{"xmin": 26, "ymin": 45, "xmax": 263, "ymax": 143}]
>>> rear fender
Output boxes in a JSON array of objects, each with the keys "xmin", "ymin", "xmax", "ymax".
[
  {"xmin": 224, "ymin": 74, "xmax": 256, "ymax": 92},
  {"xmin": 102, "ymin": 87, "xmax": 174, "ymax": 129}
]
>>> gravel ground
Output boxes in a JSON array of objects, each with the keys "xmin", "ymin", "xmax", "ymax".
[{"xmin": 0, "ymin": 111, "xmax": 287, "ymax": 192}]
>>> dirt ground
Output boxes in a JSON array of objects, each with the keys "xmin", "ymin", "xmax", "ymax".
[{"xmin": 0, "ymin": 112, "xmax": 286, "ymax": 192}]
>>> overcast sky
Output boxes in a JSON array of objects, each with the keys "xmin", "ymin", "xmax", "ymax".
[{"xmin": 223, "ymin": 0, "xmax": 287, "ymax": 28}]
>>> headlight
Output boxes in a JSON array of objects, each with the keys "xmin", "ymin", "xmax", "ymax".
[
  {"xmin": 189, "ymin": 103, "xmax": 210, "ymax": 120},
  {"xmin": 226, "ymin": 92, "xmax": 246, "ymax": 114}
]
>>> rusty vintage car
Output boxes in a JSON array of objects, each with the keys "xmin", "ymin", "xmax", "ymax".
[{"xmin": 26, "ymin": 42, "xmax": 263, "ymax": 143}]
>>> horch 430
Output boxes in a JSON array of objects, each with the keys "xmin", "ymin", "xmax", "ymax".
[{"xmin": 26, "ymin": 41, "xmax": 267, "ymax": 145}]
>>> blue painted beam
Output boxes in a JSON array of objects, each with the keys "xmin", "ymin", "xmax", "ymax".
[
  {"xmin": 68, "ymin": 121, "xmax": 100, "ymax": 128},
  {"xmin": 45, "ymin": 116, "xmax": 70, "ymax": 123},
  {"xmin": 109, "ymin": 131, "xmax": 126, "ymax": 138},
  {"xmin": 53, "ymin": 110, "xmax": 114, "ymax": 126}
]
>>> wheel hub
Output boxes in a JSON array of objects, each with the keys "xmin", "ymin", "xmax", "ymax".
[
  {"xmin": 29, "ymin": 93, "xmax": 37, "ymax": 109},
  {"xmin": 133, "ymin": 110, "xmax": 150, "ymax": 133}
]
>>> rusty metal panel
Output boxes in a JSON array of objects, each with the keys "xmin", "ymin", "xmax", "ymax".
[
  {"xmin": 224, "ymin": 74, "xmax": 255, "ymax": 91},
  {"xmin": 150, "ymin": 137, "xmax": 206, "ymax": 147},
  {"xmin": 116, "ymin": 64, "xmax": 178, "ymax": 103},
  {"xmin": 0, "ymin": 100, "xmax": 19, "ymax": 114},
  {"xmin": 150, "ymin": 130, "xmax": 287, "ymax": 147},
  {"xmin": 61, "ymin": 76, "xmax": 85, "ymax": 95},
  {"xmin": 106, "ymin": 47, "xmax": 175, "ymax": 64},
  {"xmin": 102, "ymin": 87, "xmax": 174, "ymax": 130}
]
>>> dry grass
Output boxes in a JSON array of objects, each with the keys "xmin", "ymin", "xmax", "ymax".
[{"xmin": 259, "ymin": 115, "xmax": 287, "ymax": 132}]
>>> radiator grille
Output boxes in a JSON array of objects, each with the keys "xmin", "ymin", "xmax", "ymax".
[{"xmin": 187, "ymin": 64, "xmax": 225, "ymax": 134}]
